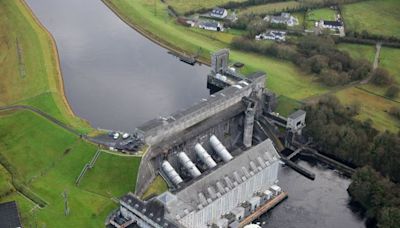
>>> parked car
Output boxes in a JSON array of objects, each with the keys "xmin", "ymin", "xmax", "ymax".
[
  {"xmin": 113, "ymin": 132, "xmax": 120, "ymax": 140},
  {"xmin": 122, "ymin": 133, "xmax": 130, "ymax": 139}
]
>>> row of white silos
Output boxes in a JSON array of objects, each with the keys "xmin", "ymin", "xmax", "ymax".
[{"xmin": 162, "ymin": 135, "xmax": 233, "ymax": 186}]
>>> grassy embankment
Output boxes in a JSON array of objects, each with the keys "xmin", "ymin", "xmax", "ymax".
[
  {"xmin": 342, "ymin": 0, "xmax": 400, "ymax": 38},
  {"xmin": 165, "ymin": 0, "xmax": 246, "ymax": 14},
  {"xmin": 0, "ymin": 1, "xmax": 142, "ymax": 226},
  {"xmin": 141, "ymin": 175, "xmax": 169, "ymax": 200}
]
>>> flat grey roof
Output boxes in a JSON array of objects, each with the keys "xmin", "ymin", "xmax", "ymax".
[
  {"xmin": 163, "ymin": 139, "xmax": 280, "ymax": 217},
  {"xmin": 288, "ymin": 109, "xmax": 306, "ymax": 120},
  {"xmin": 137, "ymin": 85, "xmax": 244, "ymax": 133},
  {"xmin": 0, "ymin": 201, "xmax": 22, "ymax": 228}
]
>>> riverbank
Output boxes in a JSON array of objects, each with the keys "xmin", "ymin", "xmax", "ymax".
[
  {"xmin": 0, "ymin": 0, "xmax": 92, "ymax": 132},
  {"xmin": 102, "ymin": 0, "xmax": 328, "ymax": 101},
  {"xmin": 0, "ymin": 1, "xmax": 142, "ymax": 226}
]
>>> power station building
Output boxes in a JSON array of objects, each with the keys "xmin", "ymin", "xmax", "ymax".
[{"xmin": 108, "ymin": 50, "xmax": 285, "ymax": 228}]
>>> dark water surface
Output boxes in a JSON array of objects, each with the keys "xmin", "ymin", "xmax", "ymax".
[
  {"xmin": 26, "ymin": 0, "xmax": 365, "ymax": 227},
  {"xmin": 261, "ymin": 160, "xmax": 365, "ymax": 228},
  {"xmin": 25, "ymin": 0, "xmax": 209, "ymax": 132}
]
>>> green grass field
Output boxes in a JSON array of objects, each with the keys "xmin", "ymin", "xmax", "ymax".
[
  {"xmin": 275, "ymin": 95, "xmax": 303, "ymax": 117},
  {"xmin": 0, "ymin": 111, "xmax": 141, "ymax": 227},
  {"xmin": 337, "ymin": 43, "xmax": 376, "ymax": 63},
  {"xmin": 80, "ymin": 152, "xmax": 141, "ymax": 197},
  {"xmin": 380, "ymin": 47, "xmax": 400, "ymax": 84},
  {"xmin": 342, "ymin": 0, "xmax": 400, "ymax": 38},
  {"xmin": 336, "ymin": 87, "xmax": 400, "ymax": 132},
  {"xmin": 238, "ymin": 1, "xmax": 301, "ymax": 15},
  {"xmin": 165, "ymin": 0, "xmax": 246, "ymax": 14}
]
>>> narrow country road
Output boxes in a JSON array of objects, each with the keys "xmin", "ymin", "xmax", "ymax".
[
  {"xmin": 361, "ymin": 42, "xmax": 382, "ymax": 84},
  {"xmin": 304, "ymin": 42, "xmax": 383, "ymax": 104}
]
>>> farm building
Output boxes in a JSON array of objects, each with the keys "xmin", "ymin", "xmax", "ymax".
[
  {"xmin": 264, "ymin": 12, "xmax": 298, "ymax": 27},
  {"xmin": 256, "ymin": 30, "xmax": 286, "ymax": 41},
  {"xmin": 210, "ymin": 8, "xmax": 228, "ymax": 19},
  {"xmin": 199, "ymin": 21, "xmax": 224, "ymax": 32},
  {"xmin": 321, "ymin": 20, "xmax": 343, "ymax": 30}
]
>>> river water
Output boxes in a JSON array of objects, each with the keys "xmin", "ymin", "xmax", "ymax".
[
  {"xmin": 25, "ymin": 0, "xmax": 209, "ymax": 132},
  {"xmin": 25, "ymin": 0, "xmax": 365, "ymax": 227}
]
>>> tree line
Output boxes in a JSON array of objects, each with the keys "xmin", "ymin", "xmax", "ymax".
[
  {"xmin": 232, "ymin": 35, "xmax": 373, "ymax": 86},
  {"xmin": 304, "ymin": 96, "xmax": 400, "ymax": 227}
]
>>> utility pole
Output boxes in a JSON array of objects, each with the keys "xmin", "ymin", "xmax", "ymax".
[{"xmin": 62, "ymin": 190, "xmax": 70, "ymax": 216}]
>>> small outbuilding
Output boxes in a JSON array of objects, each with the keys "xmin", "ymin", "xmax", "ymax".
[{"xmin": 211, "ymin": 8, "xmax": 228, "ymax": 19}]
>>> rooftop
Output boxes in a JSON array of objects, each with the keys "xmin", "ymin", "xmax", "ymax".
[
  {"xmin": 0, "ymin": 201, "xmax": 22, "ymax": 228},
  {"xmin": 288, "ymin": 109, "xmax": 306, "ymax": 120},
  {"xmin": 160, "ymin": 139, "xmax": 280, "ymax": 218},
  {"xmin": 120, "ymin": 193, "xmax": 179, "ymax": 228},
  {"xmin": 323, "ymin": 20, "xmax": 343, "ymax": 27}
]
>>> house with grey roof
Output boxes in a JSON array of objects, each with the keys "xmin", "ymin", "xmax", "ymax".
[
  {"xmin": 210, "ymin": 8, "xmax": 228, "ymax": 19},
  {"xmin": 264, "ymin": 12, "xmax": 299, "ymax": 27}
]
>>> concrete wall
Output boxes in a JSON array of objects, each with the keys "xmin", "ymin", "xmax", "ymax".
[{"xmin": 144, "ymin": 86, "xmax": 253, "ymax": 145}]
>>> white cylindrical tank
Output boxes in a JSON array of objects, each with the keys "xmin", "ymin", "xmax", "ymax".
[
  {"xmin": 210, "ymin": 135, "xmax": 233, "ymax": 162},
  {"xmin": 195, "ymin": 143, "xmax": 217, "ymax": 169},
  {"xmin": 178, "ymin": 152, "xmax": 201, "ymax": 178},
  {"xmin": 244, "ymin": 224, "xmax": 261, "ymax": 228},
  {"xmin": 161, "ymin": 161, "xmax": 183, "ymax": 186}
]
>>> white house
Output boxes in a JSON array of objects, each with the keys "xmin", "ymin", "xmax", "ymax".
[
  {"xmin": 320, "ymin": 20, "xmax": 343, "ymax": 30},
  {"xmin": 264, "ymin": 12, "xmax": 299, "ymax": 27},
  {"xmin": 210, "ymin": 8, "xmax": 228, "ymax": 19},
  {"xmin": 199, "ymin": 21, "xmax": 224, "ymax": 32},
  {"xmin": 256, "ymin": 30, "xmax": 286, "ymax": 41}
]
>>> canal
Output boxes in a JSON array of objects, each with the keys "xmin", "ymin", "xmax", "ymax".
[{"xmin": 25, "ymin": 0, "xmax": 365, "ymax": 227}]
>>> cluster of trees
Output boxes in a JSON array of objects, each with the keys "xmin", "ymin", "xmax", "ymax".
[
  {"xmin": 389, "ymin": 106, "xmax": 400, "ymax": 120},
  {"xmin": 304, "ymin": 96, "xmax": 400, "ymax": 182},
  {"xmin": 346, "ymin": 30, "xmax": 400, "ymax": 45},
  {"xmin": 225, "ymin": 14, "xmax": 287, "ymax": 34},
  {"xmin": 348, "ymin": 167, "xmax": 400, "ymax": 227},
  {"xmin": 304, "ymin": 96, "xmax": 400, "ymax": 227},
  {"xmin": 232, "ymin": 35, "xmax": 372, "ymax": 86},
  {"xmin": 183, "ymin": 0, "xmax": 367, "ymax": 16}
]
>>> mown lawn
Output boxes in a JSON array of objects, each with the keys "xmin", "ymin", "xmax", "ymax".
[
  {"xmin": 165, "ymin": 0, "xmax": 246, "ymax": 14},
  {"xmin": 337, "ymin": 43, "xmax": 376, "ymax": 63},
  {"xmin": 0, "ymin": 0, "xmax": 91, "ymax": 132},
  {"xmin": 342, "ymin": 0, "xmax": 400, "ymax": 38},
  {"xmin": 80, "ymin": 152, "xmax": 141, "ymax": 197},
  {"xmin": 380, "ymin": 47, "xmax": 400, "ymax": 84},
  {"xmin": 0, "ymin": 111, "xmax": 141, "ymax": 227},
  {"xmin": 238, "ymin": 1, "xmax": 301, "ymax": 15}
]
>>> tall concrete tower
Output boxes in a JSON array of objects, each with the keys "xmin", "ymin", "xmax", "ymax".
[
  {"xmin": 243, "ymin": 103, "xmax": 256, "ymax": 148},
  {"xmin": 211, "ymin": 49, "xmax": 229, "ymax": 74}
]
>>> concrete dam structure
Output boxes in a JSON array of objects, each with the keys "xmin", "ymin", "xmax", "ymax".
[{"xmin": 108, "ymin": 50, "xmax": 289, "ymax": 228}]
